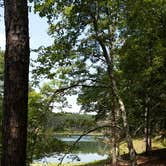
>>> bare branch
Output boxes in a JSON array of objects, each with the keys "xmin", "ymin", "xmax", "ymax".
[
  {"xmin": 133, "ymin": 124, "xmax": 143, "ymax": 137},
  {"xmin": 57, "ymin": 125, "xmax": 111, "ymax": 166},
  {"xmin": 46, "ymin": 83, "xmax": 110, "ymax": 108}
]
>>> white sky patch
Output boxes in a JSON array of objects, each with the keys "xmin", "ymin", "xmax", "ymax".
[
  {"xmin": 0, "ymin": 32, "xmax": 5, "ymax": 50},
  {"xmin": 64, "ymin": 95, "xmax": 81, "ymax": 113},
  {"xmin": 53, "ymin": 95, "xmax": 81, "ymax": 113}
]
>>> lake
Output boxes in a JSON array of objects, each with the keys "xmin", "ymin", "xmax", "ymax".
[{"xmin": 35, "ymin": 135, "xmax": 109, "ymax": 164}]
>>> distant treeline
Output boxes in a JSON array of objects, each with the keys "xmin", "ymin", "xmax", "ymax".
[{"xmin": 47, "ymin": 112, "xmax": 96, "ymax": 132}]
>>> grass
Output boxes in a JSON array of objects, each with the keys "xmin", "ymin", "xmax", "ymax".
[{"xmin": 119, "ymin": 136, "xmax": 166, "ymax": 155}]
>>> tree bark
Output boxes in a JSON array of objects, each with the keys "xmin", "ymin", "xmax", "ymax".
[
  {"xmin": 109, "ymin": 67, "xmax": 137, "ymax": 166},
  {"xmin": 111, "ymin": 133, "xmax": 117, "ymax": 166},
  {"xmin": 144, "ymin": 95, "xmax": 152, "ymax": 154},
  {"xmin": 110, "ymin": 102, "xmax": 118, "ymax": 166},
  {"xmin": 2, "ymin": 0, "xmax": 30, "ymax": 165},
  {"xmin": 91, "ymin": 6, "xmax": 136, "ymax": 165},
  {"xmin": 98, "ymin": 39, "xmax": 137, "ymax": 166}
]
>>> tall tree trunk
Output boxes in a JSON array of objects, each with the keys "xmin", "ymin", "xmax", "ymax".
[
  {"xmin": 110, "ymin": 102, "xmax": 118, "ymax": 166},
  {"xmin": 144, "ymin": 95, "xmax": 151, "ymax": 154},
  {"xmin": 118, "ymin": 98, "xmax": 136, "ymax": 166},
  {"xmin": 144, "ymin": 42, "xmax": 152, "ymax": 155},
  {"xmin": 109, "ymin": 70, "xmax": 136, "ymax": 166},
  {"xmin": 92, "ymin": 7, "xmax": 136, "ymax": 165},
  {"xmin": 111, "ymin": 130, "xmax": 117, "ymax": 166},
  {"xmin": 98, "ymin": 40, "xmax": 137, "ymax": 166},
  {"xmin": 2, "ymin": 0, "xmax": 30, "ymax": 166}
]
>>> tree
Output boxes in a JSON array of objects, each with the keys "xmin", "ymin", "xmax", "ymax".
[
  {"xmin": 1, "ymin": 0, "xmax": 30, "ymax": 165},
  {"xmin": 0, "ymin": 50, "xmax": 4, "ymax": 119},
  {"xmin": 32, "ymin": 1, "xmax": 136, "ymax": 165},
  {"xmin": 0, "ymin": 50, "xmax": 4, "ymax": 158},
  {"xmin": 27, "ymin": 89, "xmax": 48, "ymax": 164},
  {"xmin": 27, "ymin": 88, "xmax": 67, "ymax": 165},
  {"xmin": 119, "ymin": 0, "xmax": 166, "ymax": 154},
  {"xmin": 78, "ymin": 72, "xmax": 125, "ymax": 159}
]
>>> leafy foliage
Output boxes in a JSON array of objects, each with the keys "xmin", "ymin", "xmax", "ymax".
[
  {"xmin": 31, "ymin": 0, "xmax": 166, "ymax": 135},
  {"xmin": 27, "ymin": 0, "xmax": 166, "ymax": 163},
  {"xmin": 119, "ymin": 0, "xmax": 166, "ymax": 135},
  {"xmin": 27, "ymin": 87, "xmax": 68, "ymax": 164},
  {"xmin": 47, "ymin": 112, "xmax": 95, "ymax": 132},
  {"xmin": 31, "ymin": 0, "xmax": 126, "ymax": 125}
]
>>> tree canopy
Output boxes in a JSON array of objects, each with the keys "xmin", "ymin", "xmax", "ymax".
[{"xmin": 0, "ymin": 0, "xmax": 166, "ymax": 166}]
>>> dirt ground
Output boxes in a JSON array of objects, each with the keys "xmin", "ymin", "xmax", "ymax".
[{"xmin": 112, "ymin": 148, "xmax": 166, "ymax": 166}]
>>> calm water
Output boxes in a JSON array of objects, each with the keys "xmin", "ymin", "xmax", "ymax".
[{"xmin": 35, "ymin": 135, "xmax": 108, "ymax": 164}]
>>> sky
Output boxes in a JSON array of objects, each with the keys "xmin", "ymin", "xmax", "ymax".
[
  {"xmin": 0, "ymin": 7, "xmax": 81, "ymax": 113},
  {"xmin": 0, "ymin": 8, "xmax": 52, "ymax": 51}
]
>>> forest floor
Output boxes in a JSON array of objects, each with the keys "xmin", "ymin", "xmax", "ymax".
[{"xmin": 116, "ymin": 148, "xmax": 166, "ymax": 166}]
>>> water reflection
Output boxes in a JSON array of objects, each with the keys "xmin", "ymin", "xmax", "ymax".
[
  {"xmin": 58, "ymin": 135, "xmax": 96, "ymax": 142},
  {"xmin": 35, "ymin": 135, "xmax": 108, "ymax": 164},
  {"xmin": 36, "ymin": 153, "xmax": 108, "ymax": 163}
]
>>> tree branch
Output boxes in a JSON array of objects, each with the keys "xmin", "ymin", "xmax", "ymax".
[
  {"xmin": 57, "ymin": 122, "xmax": 123, "ymax": 166},
  {"xmin": 46, "ymin": 83, "xmax": 110, "ymax": 108},
  {"xmin": 57, "ymin": 125, "xmax": 112, "ymax": 166}
]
